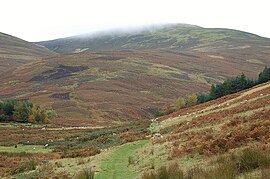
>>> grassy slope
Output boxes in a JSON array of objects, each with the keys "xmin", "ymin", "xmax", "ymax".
[
  {"xmin": 0, "ymin": 82, "xmax": 269, "ymax": 178},
  {"xmin": 0, "ymin": 32, "xmax": 56, "ymax": 74},
  {"xmin": 49, "ymin": 82, "xmax": 270, "ymax": 178},
  {"xmin": 95, "ymin": 82, "xmax": 270, "ymax": 178}
]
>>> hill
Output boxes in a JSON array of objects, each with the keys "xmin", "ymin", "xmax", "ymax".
[
  {"xmin": 1, "ymin": 81, "xmax": 269, "ymax": 178},
  {"xmin": 37, "ymin": 24, "xmax": 270, "ymax": 53},
  {"xmin": 1, "ymin": 24, "xmax": 270, "ymax": 125},
  {"xmin": 0, "ymin": 48, "xmax": 269, "ymax": 125},
  {"xmin": 0, "ymin": 32, "xmax": 56, "ymax": 73}
]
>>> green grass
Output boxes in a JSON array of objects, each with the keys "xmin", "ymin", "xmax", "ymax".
[
  {"xmin": 96, "ymin": 140, "xmax": 148, "ymax": 179},
  {"xmin": 0, "ymin": 144, "xmax": 52, "ymax": 153}
]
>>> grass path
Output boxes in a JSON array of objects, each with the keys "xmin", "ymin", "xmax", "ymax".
[{"xmin": 96, "ymin": 140, "xmax": 148, "ymax": 179}]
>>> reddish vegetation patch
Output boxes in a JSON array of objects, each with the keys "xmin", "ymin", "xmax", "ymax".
[
  {"xmin": 155, "ymin": 83, "xmax": 270, "ymax": 158},
  {"xmin": 0, "ymin": 153, "xmax": 60, "ymax": 175},
  {"xmin": 0, "ymin": 50, "xmax": 267, "ymax": 124}
]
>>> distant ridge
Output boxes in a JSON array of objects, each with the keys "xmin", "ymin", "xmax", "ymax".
[
  {"xmin": 36, "ymin": 23, "xmax": 269, "ymax": 54},
  {"xmin": 0, "ymin": 32, "xmax": 56, "ymax": 73}
]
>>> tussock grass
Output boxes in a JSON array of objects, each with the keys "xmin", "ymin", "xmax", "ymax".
[
  {"xmin": 75, "ymin": 168, "xmax": 95, "ymax": 179},
  {"xmin": 141, "ymin": 148, "xmax": 270, "ymax": 179}
]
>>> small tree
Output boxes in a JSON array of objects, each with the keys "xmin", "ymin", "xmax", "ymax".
[
  {"xmin": 46, "ymin": 110, "xmax": 57, "ymax": 119},
  {"xmin": 29, "ymin": 105, "xmax": 48, "ymax": 123},
  {"xmin": 174, "ymin": 96, "xmax": 186, "ymax": 110},
  {"xmin": 186, "ymin": 94, "xmax": 198, "ymax": 107},
  {"xmin": 257, "ymin": 66, "xmax": 270, "ymax": 84},
  {"xmin": 13, "ymin": 101, "xmax": 32, "ymax": 122},
  {"xmin": 0, "ymin": 99, "xmax": 17, "ymax": 116}
]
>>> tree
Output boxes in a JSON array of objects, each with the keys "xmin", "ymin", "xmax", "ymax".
[
  {"xmin": 0, "ymin": 99, "xmax": 17, "ymax": 116},
  {"xmin": 173, "ymin": 96, "xmax": 186, "ymax": 110},
  {"xmin": 186, "ymin": 94, "xmax": 198, "ymax": 107},
  {"xmin": 197, "ymin": 93, "xmax": 210, "ymax": 103},
  {"xmin": 257, "ymin": 66, "xmax": 270, "ymax": 84},
  {"xmin": 29, "ymin": 105, "xmax": 48, "ymax": 123},
  {"xmin": 45, "ymin": 110, "xmax": 57, "ymax": 119},
  {"xmin": 13, "ymin": 101, "xmax": 33, "ymax": 122}
]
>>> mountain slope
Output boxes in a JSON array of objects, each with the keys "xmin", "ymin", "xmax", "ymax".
[
  {"xmin": 0, "ymin": 48, "xmax": 269, "ymax": 125},
  {"xmin": 37, "ymin": 24, "xmax": 270, "ymax": 53},
  {"xmin": 0, "ymin": 32, "xmax": 56, "ymax": 73},
  {"xmin": 1, "ymin": 24, "xmax": 270, "ymax": 125}
]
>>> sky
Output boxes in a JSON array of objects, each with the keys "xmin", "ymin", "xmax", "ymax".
[{"xmin": 1, "ymin": 0, "xmax": 270, "ymax": 42}]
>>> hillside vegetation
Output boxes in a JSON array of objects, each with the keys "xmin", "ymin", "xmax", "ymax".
[{"xmin": 0, "ymin": 32, "xmax": 56, "ymax": 74}]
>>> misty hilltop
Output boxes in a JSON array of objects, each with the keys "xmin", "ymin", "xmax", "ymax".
[{"xmin": 36, "ymin": 23, "xmax": 270, "ymax": 54}]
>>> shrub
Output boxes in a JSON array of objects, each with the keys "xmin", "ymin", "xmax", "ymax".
[{"xmin": 46, "ymin": 109, "xmax": 57, "ymax": 119}]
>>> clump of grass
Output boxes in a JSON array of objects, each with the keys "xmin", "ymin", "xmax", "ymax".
[
  {"xmin": 77, "ymin": 158, "xmax": 85, "ymax": 165},
  {"xmin": 141, "ymin": 163, "xmax": 184, "ymax": 179},
  {"xmin": 236, "ymin": 148, "xmax": 270, "ymax": 173},
  {"xmin": 55, "ymin": 161, "xmax": 63, "ymax": 167},
  {"xmin": 186, "ymin": 163, "xmax": 237, "ymax": 179},
  {"xmin": 75, "ymin": 168, "xmax": 95, "ymax": 179},
  {"xmin": 128, "ymin": 156, "xmax": 135, "ymax": 165}
]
